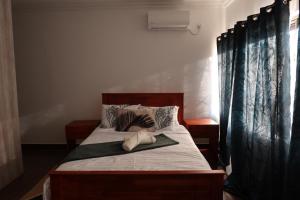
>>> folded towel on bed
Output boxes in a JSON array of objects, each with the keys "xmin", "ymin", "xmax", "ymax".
[
  {"xmin": 122, "ymin": 131, "xmax": 156, "ymax": 152},
  {"xmin": 61, "ymin": 134, "xmax": 178, "ymax": 164}
]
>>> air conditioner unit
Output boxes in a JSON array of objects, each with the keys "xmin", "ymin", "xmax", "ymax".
[{"xmin": 148, "ymin": 10, "xmax": 190, "ymax": 30}]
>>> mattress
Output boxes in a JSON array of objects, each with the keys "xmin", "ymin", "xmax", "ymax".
[
  {"xmin": 44, "ymin": 125, "xmax": 211, "ymax": 200},
  {"xmin": 57, "ymin": 125, "xmax": 211, "ymax": 171}
]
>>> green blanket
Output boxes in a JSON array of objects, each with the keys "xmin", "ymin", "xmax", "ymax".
[{"xmin": 62, "ymin": 134, "xmax": 179, "ymax": 163}]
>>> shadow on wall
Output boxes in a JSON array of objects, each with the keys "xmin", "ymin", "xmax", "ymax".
[
  {"xmin": 104, "ymin": 56, "xmax": 218, "ymax": 120},
  {"xmin": 19, "ymin": 55, "xmax": 219, "ymax": 144},
  {"xmin": 14, "ymin": 7, "xmax": 222, "ymax": 144},
  {"xmin": 20, "ymin": 104, "xmax": 67, "ymax": 143}
]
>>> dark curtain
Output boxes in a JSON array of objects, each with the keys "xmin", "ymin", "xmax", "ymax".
[
  {"xmin": 217, "ymin": 0, "xmax": 292, "ymax": 199},
  {"xmin": 217, "ymin": 29, "xmax": 235, "ymax": 166},
  {"xmin": 286, "ymin": 0, "xmax": 300, "ymax": 198}
]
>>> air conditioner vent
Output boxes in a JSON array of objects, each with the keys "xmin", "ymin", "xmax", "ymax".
[{"xmin": 148, "ymin": 10, "xmax": 190, "ymax": 30}]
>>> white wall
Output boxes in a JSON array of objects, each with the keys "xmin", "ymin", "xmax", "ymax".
[
  {"xmin": 13, "ymin": 2, "xmax": 224, "ymax": 144},
  {"xmin": 225, "ymin": 0, "xmax": 274, "ymax": 29},
  {"xmin": 225, "ymin": 0, "xmax": 299, "ymax": 38}
]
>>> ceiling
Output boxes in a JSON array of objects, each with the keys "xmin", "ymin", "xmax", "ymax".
[{"xmin": 13, "ymin": 0, "xmax": 234, "ymax": 8}]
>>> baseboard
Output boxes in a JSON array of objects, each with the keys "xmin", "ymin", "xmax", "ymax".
[{"xmin": 22, "ymin": 144, "xmax": 67, "ymax": 151}]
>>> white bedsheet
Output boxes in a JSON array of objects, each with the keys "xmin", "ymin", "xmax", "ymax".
[
  {"xmin": 57, "ymin": 125, "xmax": 211, "ymax": 171},
  {"xmin": 44, "ymin": 125, "xmax": 210, "ymax": 200}
]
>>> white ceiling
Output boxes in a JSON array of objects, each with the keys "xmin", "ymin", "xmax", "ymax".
[
  {"xmin": 13, "ymin": 0, "xmax": 233, "ymax": 7},
  {"xmin": 13, "ymin": 0, "xmax": 229, "ymax": 2}
]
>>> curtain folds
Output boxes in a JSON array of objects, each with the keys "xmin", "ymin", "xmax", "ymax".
[
  {"xmin": 218, "ymin": 0, "xmax": 293, "ymax": 199},
  {"xmin": 0, "ymin": 0, "xmax": 23, "ymax": 190},
  {"xmin": 217, "ymin": 29, "xmax": 235, "ymax": 167},
  {"xmin": 286, "ymin": 0, "xmax": 300, "ymax": 198}
]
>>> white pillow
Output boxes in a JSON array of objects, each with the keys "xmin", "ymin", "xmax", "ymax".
[
  {"xmin": 100, "ymin": 104, "xmax": 140, "ymax": 128},
  {"xmin": 140, "ymin": 106, "xmax": 179, "ymax": 129}
]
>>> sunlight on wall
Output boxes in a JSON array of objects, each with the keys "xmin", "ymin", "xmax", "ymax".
[
  {"xmin": 20, "ymin": 104, "xmax": 66, "ymax": 143},
  {"xmin": 183, "ymin": 60, "xmax": 212, "ymax": 119},
  {"xmin": 289, "ymin": 0, "xmax": 299, "ymax": 125},
  {"xmin": 209, "ymin": 53, "xmax": 219, "ymax": 122},
  {"xmin": 290, "ymin": 23, "xmax": 298, "ymax": 124}
]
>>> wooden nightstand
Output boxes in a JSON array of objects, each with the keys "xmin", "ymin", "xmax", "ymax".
[
  {"xmin": 184, "ymin": 118, "xmax": 219, "ymax": 169},
  {"xmin": 65, "ymin": 120, "xmax": 100, "ymax": 150}
]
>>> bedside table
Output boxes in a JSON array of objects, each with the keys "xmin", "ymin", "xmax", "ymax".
[
  {"xmin": 184, "ymin": 118, "xmax": 219, "ymax": 169},
  {"xmin": 65, "ymin": 120, "xmax": 100, "ymax": 150}
]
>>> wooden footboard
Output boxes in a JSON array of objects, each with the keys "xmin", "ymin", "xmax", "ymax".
[{"xmin": 49, "ymin": 170, "xmax": 224, "ymax": 200}]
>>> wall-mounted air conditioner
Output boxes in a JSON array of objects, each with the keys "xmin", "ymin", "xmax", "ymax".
[{"xmin": 148, "ymin": 10, "xmax": 190, "ymax": 30}]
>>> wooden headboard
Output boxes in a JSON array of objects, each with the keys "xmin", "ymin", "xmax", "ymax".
[{"xmin": 102, "ymin": 93, "xmax": 184, "ymax": 124}]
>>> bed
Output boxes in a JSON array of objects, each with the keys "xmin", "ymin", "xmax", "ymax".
[{"xmin": 48, "ymin": 93, "xmax": 224, "ymax": 200}]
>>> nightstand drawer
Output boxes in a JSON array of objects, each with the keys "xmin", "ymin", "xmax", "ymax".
[
  {"xmin": 65, "ymin": 120, "xmax": 100, "ymax": 149},
  {"xmin": 184, "ymin": 118, "xmax": 219, "ymax": 169},
  {"xmin": 188, "ymin": 125, "xmax": 219, "ymax": 138},
  {"xmin": 66, "ymin": 126, "xmax": 97, "ymax": 139},
  {"xmin": 193, "ymin": 137, "xmax": 210, "ymax": 145}
]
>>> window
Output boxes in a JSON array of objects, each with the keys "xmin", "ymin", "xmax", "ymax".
[{"xmin": 290, "ymin": 16, "xmax": 298, "ymax": 126}]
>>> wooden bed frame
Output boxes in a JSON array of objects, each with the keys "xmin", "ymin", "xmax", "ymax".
[{"xmin": 49, "ymin": 93, "xmax": 224, "ymax": 200}]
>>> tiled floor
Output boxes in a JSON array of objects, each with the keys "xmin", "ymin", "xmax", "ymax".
[
  {"xmin": 224, "ymin": 191, "xmax": 241, "ymax": 200},
  {"xmin": 0, "ymin": 146, "xmax": 68, "ymax": 200}
]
